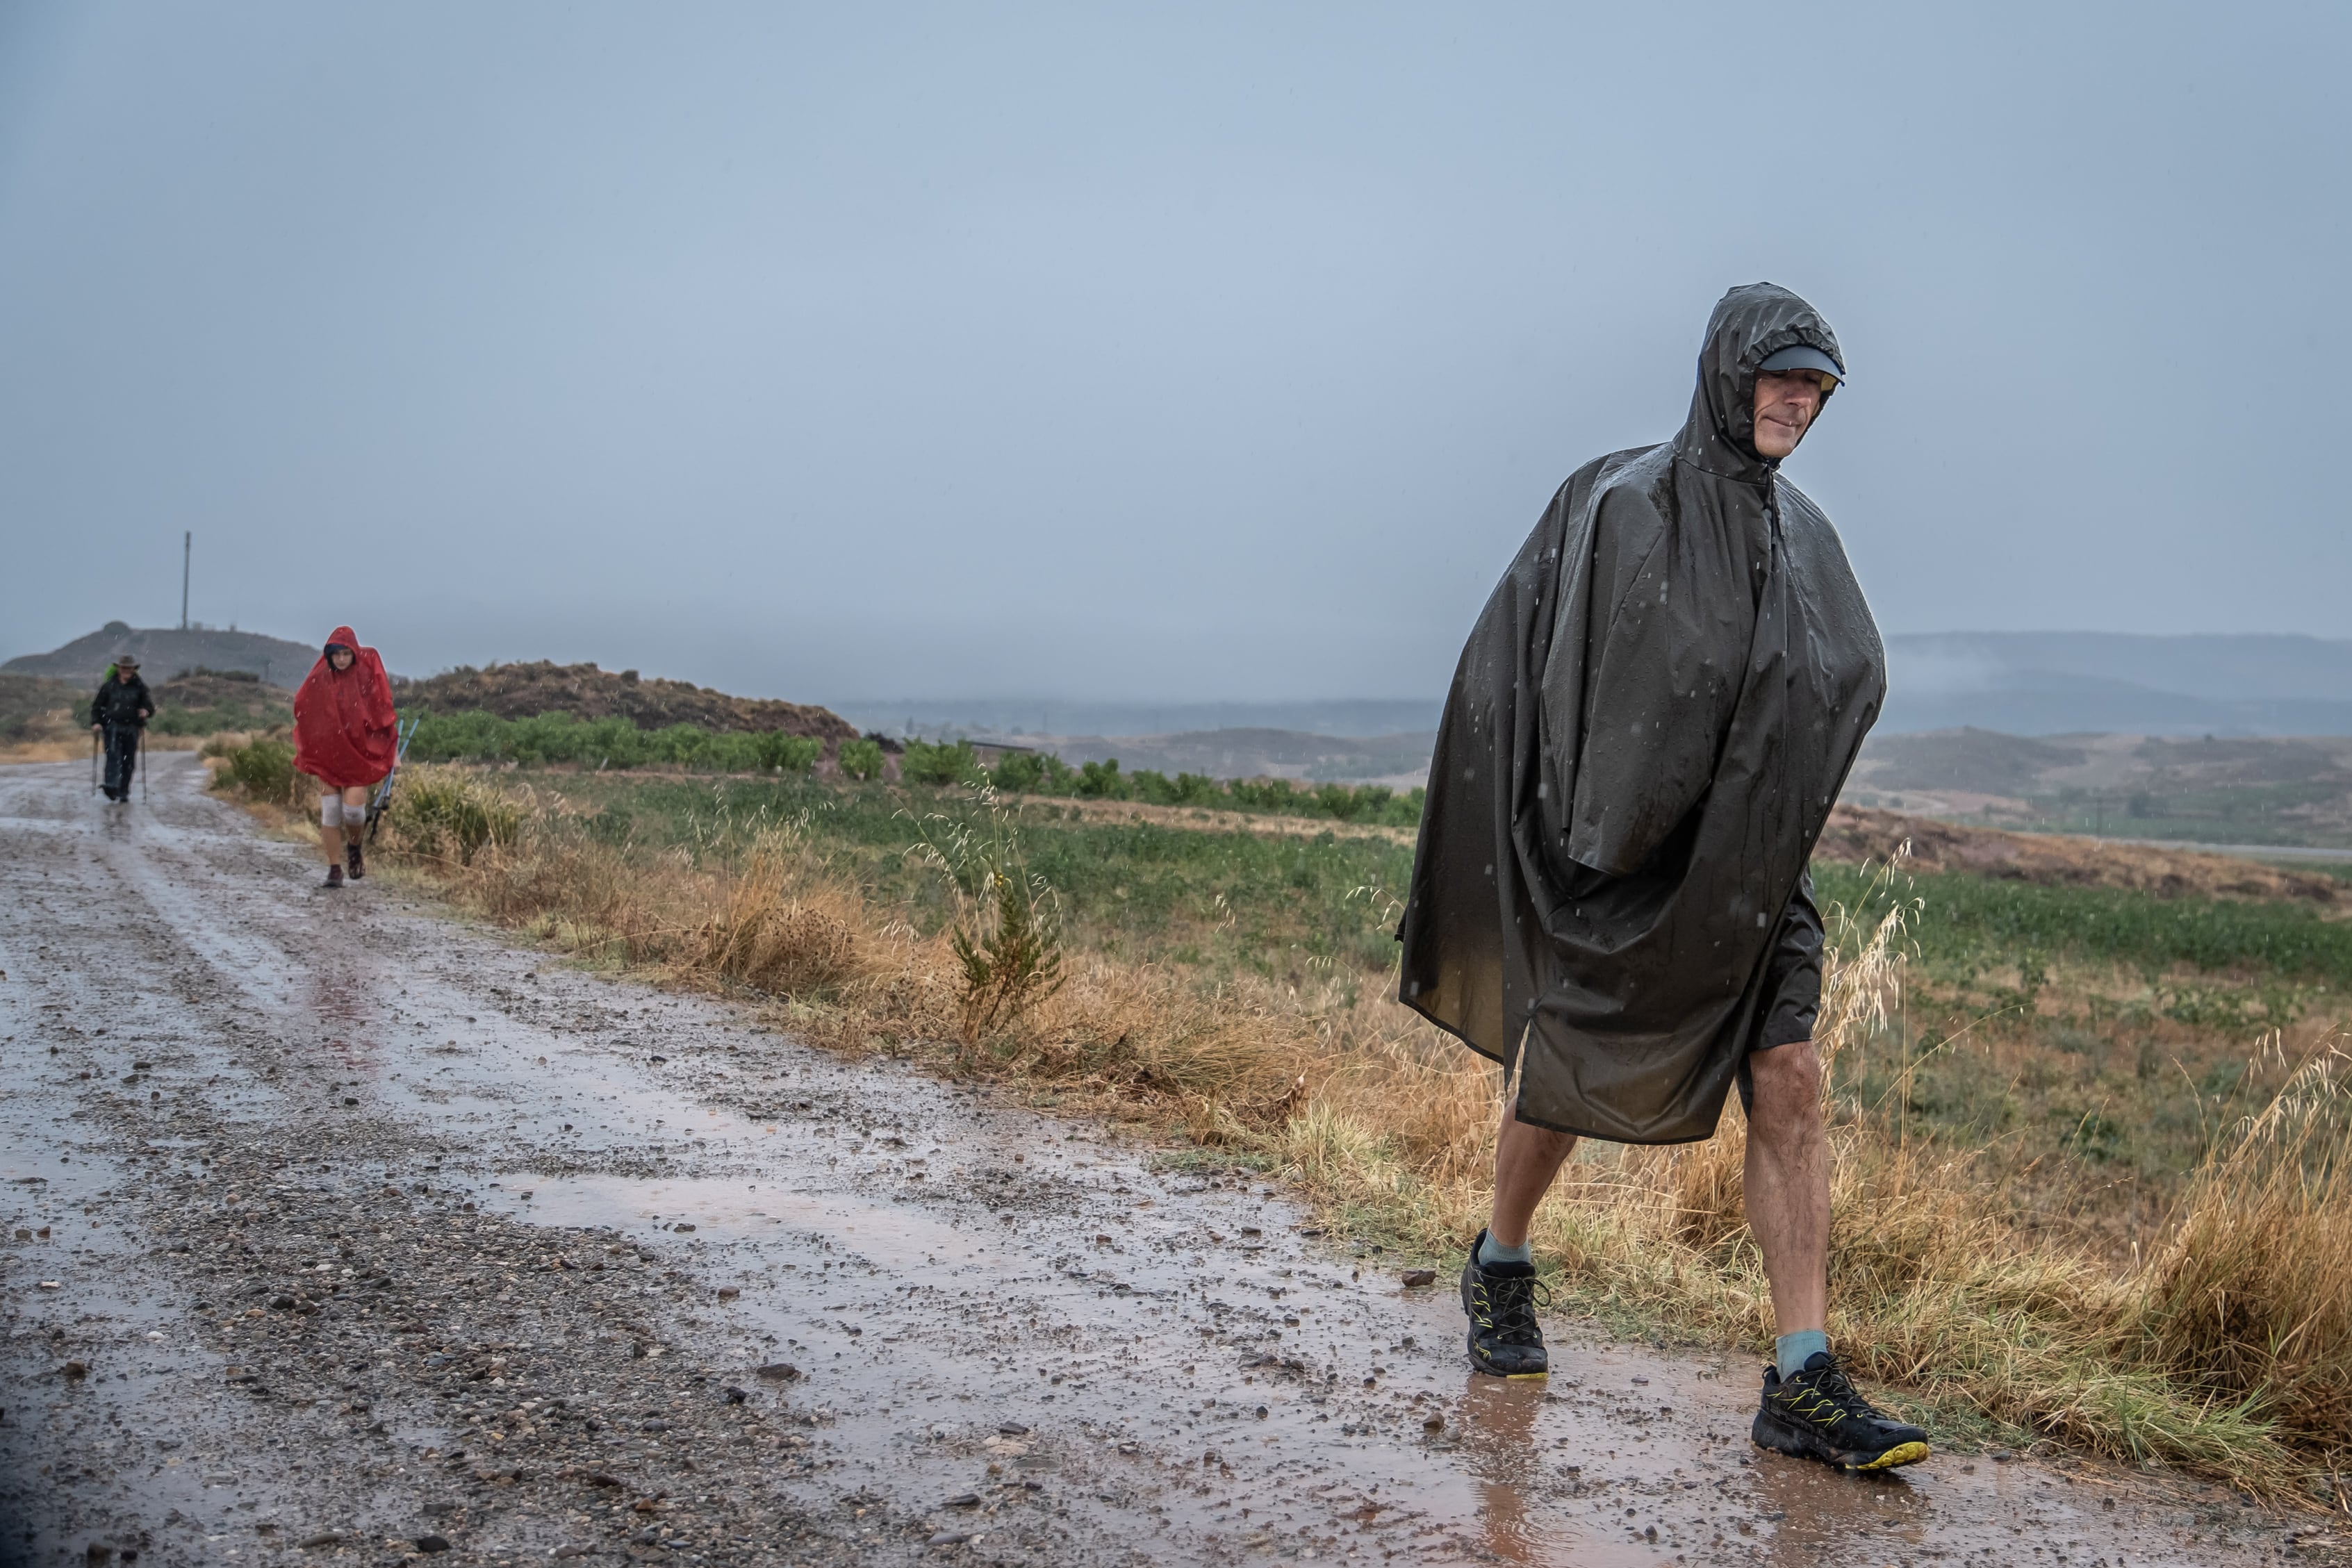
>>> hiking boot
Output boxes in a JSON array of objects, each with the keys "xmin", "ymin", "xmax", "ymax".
[
  {"xmin": 1753, "ymin": 1351, "xmax": 1931, "ymax": 1472},
  {"xmin": 1461, "ymin": 1230, "xmax": 1549, "ymax": 1378},
  {"xmin": 346, "ymin": 839, "xmax": 365, "ymax": 880},
  {"xmin": 324, "ymin": 864, "xmax": 345, "ymax": 890}
]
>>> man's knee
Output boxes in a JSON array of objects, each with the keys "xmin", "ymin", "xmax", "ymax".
[
  {"xmin": 1499, "ymin": 1097, "xmax": 1577, "ymax": 1156},
  {"xmin": 1747, "ymin": 1041, "xmax": 1822, "ymax": 1130}
]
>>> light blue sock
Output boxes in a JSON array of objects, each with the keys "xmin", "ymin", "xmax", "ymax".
[
  {"xmin": 1776, "ymin": 1330, "xmax": 1829, "ymax": 1378},
  {"xmin": 1477, "ymin": 1232, "xmax": 1533, "ymax": 1268}
]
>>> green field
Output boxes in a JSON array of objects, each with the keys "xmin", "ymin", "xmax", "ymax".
[
  {"xmin": 537, "ymin": 771, "xmax": 2352, "ymax": 1183},
  {"xmin": 531, "ymin": 771, "xmax": 1417, "ymax": 983}
]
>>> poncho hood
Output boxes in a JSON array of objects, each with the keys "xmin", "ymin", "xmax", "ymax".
[
  {"xmin": 1397, "ymin": 283, "xmax": 1882, "ymax": 1144},
  {"xmin": 293, "ymin": 626, "xmax": 400, "ymax": 790},
  {"xmin": 1677, "ymin": 282, "xmax": 1845, "ymax": 481}
]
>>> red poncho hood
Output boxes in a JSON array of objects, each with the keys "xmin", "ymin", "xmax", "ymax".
[{"xmin": 293, "ymin": 626, "xmax": 400, "ymax": 789}]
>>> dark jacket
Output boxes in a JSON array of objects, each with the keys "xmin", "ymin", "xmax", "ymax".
[
  {"xmin": 90, "ymin": 673, "xmax": 154, "ymax": 730},
  {"xmin": 1397, "ymin": 283, "xmax": 1885, "ymax": 1145}
]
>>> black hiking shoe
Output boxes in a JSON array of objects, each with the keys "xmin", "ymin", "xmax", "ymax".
[
  {"xmin": 346, "ymin": 839, "xmax": 365, "ymax": 880},
  {"xmin": 324, "ymin": 864, "xmax": 345, "ymax": 889},
  {"xmin": 1461, "ymin": 1230, "xmax": 1549, "ymax": 1378},
  {"xmin": 1753, "ymin": 1351, "xmax": 1930, "ymax": 1472}
]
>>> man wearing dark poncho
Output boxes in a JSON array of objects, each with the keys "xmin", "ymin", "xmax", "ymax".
[{"xmin": 1400, "ymin": 283, "xmax": 1930, "ymax": 1473}]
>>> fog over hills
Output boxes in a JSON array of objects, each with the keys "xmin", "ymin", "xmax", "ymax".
[
  {"xmin": 1881, "ymin": 633, "xmax": 2352, "ymax": 736},
  {"xmin": 845, "ymin": 634, "xmax": 2352, "ymax": 759}
]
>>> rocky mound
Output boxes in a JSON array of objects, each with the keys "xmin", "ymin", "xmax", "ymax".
[
  {"xmin": 397, "ymin": 661, "xmax": 856, "ymax": 739},
  {"xmin": 1818, "ymin": 805, "xmax": 2340, "ymax": 903}
]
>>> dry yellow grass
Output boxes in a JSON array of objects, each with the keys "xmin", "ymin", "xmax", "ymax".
[
  {"xmin": 0, "ymin": 732, "xmax": 206, "ymax": 766},
  {"xmin": 343, "ymin": 764, "xmax": 2352, "ymax": 1503},
  {"xmin": 1006, "ymin": 792, "xmax": 1415, "ymax": 846}
]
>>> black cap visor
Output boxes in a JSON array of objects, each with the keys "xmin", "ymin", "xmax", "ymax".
[{"xmin": 1757, "ymin": 344, "xmax": 1845, "ymax": 383}]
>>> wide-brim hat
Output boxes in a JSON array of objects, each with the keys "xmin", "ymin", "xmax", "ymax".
[{"xmin": 114, "ymin": 654, "xmax": 141, "ymax": 669}]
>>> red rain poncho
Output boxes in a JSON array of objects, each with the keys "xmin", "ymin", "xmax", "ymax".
[{"xmin": 293, "ymin": 626, "xmax": 399, "ymax": 790}]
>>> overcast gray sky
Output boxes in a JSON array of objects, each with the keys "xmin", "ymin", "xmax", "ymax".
[{"xmin": 1, "ymin": 2, "xmax": 2344, "ymax": 705}]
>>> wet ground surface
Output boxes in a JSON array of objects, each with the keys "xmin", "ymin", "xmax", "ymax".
[{"xmin": 1, "ymin": 756, "xmax": 2334, "ymax": 1567}]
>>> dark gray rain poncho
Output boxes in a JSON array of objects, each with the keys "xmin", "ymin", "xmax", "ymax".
[{"xmin": 1399, "ymin": 283, "xmax": 1885, "ymax": 1144}]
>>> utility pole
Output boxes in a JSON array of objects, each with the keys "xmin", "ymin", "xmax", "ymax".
[{"xmin": 181, "ymin": 532, "xmax": 191, "ymax": 629}]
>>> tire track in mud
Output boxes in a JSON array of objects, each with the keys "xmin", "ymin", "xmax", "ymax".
[{"xmin": 0, "ymin": 757, "xmax": 2314, "ymax": 1567}]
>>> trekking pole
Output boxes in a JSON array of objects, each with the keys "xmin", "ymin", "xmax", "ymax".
[
  {"xmin": 140, "ymin": 727, "xmax": 149, "ymax": 804},
  {"xmin": 365, "ymin": 717, "xmax": 419, "ymax": 843},
  {"xmin": 91, "ymin": 729, "xmax": 99, "ymax": 795}
]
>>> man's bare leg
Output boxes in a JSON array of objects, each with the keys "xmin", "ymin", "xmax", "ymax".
[
  {"xmin": 1463, "ymin": 1097, "xmax": 1576, "ymax": 1377},
  {"xmin": 320, "ymin": 794, "xmax": 345, "ymax": 869},
  {"xmin": 1745, "ymin": 1038, "xmax": 1931, "ymax": 1468},
  {"xmin": 1743, "ymin": 1041, "xmax": 1829, "ymax": 1339},
  {"xmin": 1490, "ymin": 1097, "xmax": 1579, "ymax": 1247}
]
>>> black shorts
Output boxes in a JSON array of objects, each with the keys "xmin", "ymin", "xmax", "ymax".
[{"xmin": 1735, "ymin": 876, "xmax": 1823, "ymax": 1114}]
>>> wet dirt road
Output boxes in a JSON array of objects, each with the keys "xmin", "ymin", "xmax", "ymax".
[{"xmin": 0, "ymin": 757, "xmax": 2324, "ymax": 1567}]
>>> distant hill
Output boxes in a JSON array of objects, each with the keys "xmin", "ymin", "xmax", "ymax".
[
  {"xmin": 1843, "ymin": 726, "xmax": 2352, "ymax": 848},
  {"xmin": 1884, "ymin": 632, "xmax": 2352, "ymax": 736},
  {"xmin": 3, "ymin": 623, "xmax": 323, "ymax": 688},
  {"xmin": 397, "ymin": 661, "xmax": 857, "ymax": 739}
]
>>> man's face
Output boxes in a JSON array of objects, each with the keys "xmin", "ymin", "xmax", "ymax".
[
  {"xmin": 1752, "ymin": 370, "xmax": 1831, "ymax": 461},
  {"xmin": 328, "ymin": 648, "xmax": 355, "ymax": 672}
]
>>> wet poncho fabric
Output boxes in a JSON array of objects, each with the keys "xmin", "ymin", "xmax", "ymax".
[
  {"xmin": 293, "ymin": 625, "xmax": 400, "ymax": 791},
  {"xmin": 1399, "ymin": 283, "xmax": 1884, "ymax": 1144}
]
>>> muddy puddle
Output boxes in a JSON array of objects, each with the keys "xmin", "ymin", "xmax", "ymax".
[{"xmin": 0, "ymin": 755, "xmax": 2324, "ymax": 1566}]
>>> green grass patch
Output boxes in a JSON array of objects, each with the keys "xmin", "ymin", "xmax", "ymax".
[
  {"xmin": 535, "ymin": 772, "xmax": 1415, "ymax": 982},
  {"xmin": 1815, "ymin": 861, "xmax": 2352, "ymax": 987}
]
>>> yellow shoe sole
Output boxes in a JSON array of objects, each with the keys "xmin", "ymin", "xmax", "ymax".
[{"xmin": 1853, "ymin": 1441, "xmax": 1931, "ymax": 1472}]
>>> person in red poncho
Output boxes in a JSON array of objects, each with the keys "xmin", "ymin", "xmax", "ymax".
[{"xmin": 293, "ymin": 627, "xmax": 399, "ymax": 889}]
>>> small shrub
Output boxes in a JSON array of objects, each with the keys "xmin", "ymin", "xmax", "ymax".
[
  {"xmin": 1173, "ymin": 772, "xmax": 1224, "ymax": 806},
  {"xmin": 838, "ymin": 738, "xmax": 885, "ymax": 781},
  {"xmin": 1076, "ymin": 759, "xmax": 1128, "ymax": 799},
  {"xmin": 1315, "ymin": 781, "xmax": 1366, "ymax": 820},
  {"xmin": 990, "ymin": 750, "xmax": 1048, "ymax": 793},
  {"xmin": 953, "ymin": 866, "xmax": 1066, "ymax": 1044},
  {"xmin": 387, "ymin": 765, "xmax": 525, "ymax": 864},
  {"xmin": 1129, "ymin": 768, "xmax": 1178, "ymax": 805},
  {"xmin": 210, "ymin": 736, "xmax": 302, "ymax": 806},
  {"xmin": 910, "ymin": 794, "xmax": 1067, "ymax": 1047},
  {"xmin": 754, "ymin": 734, "xmax": 824, "ymax": 775},
  {"xmin": 1228, "ymin": 776, "xmax": 1298, "ymax": 811},
  {"xmin": 903, "ymin": 738, "xmax": 980, "ymax": 787}
]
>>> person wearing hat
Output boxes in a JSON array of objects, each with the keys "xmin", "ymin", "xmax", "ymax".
[
  {"xmin": 1401, "ymin": 283, "xmax": 1930, "ymax": 1471},
  {"xmin": 88, "ymin": 654, "xmax": 154, "ymax": 803},
  {"xmin": 292, "ymin": 627, "xmax": 399, "ymax": 888}
]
